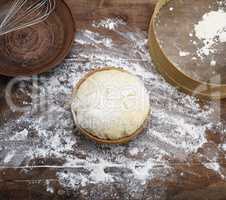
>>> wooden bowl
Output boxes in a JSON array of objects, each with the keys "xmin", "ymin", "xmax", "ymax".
[
  {"xmin": 71, "ymin": 67, "xmax": 151, "ymax": 144},
  {"xmin": 0, "ymin": 0, "xmax": 75, "ymax": 77}
]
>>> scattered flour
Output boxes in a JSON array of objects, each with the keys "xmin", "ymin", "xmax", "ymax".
[
  {"xmin": 222, "ymin": 144, "xmax": 226, "ymax": 151},
  {"xmin": 194, "ymin": 8, "xmax": 226, "ymax": 59},
  {"xmin": 57, "ymin": 172, "xmax": 89, "ymax": 188},
  {"xmin": 46, "ymin": 180, "xmax": 54, "ymax": 194},
  {"xmin": 129, "ymin": 147, "xmax": 139, "ymax": 156},
  {"xmin": 179, "ymin": 51, "xmax": 190, "ymax": 57},
  {"xmin": 203, "ymin": 160, "xmax": 225, "ymax": 179},
  {"xmin": 204, "ymin": 162, "xmax": 220, "ymax": 173},
  {"xmin": 9, "ymin": 129, "xmax": 28, "ymax": 141},
  {"xmin": 93, "ymin": 18, "xmax": 126, "ymax": 30},
  {"xmin": 210, "ymin": 60, "xmax": 216, "ymax": 66},
  {"xmin": 0, "ymin": 18, "xmax": 223, "ymax": 192},
  {"xmin": 3, "ymin": 150, "xmax": 15, "ymax": 163}
]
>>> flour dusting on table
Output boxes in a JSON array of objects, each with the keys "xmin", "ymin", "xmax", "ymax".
[
  {"xmin": 0, "ymin": 18, "xmax": 224, "ymax": 194},
  {"xmin": 92, "ymin": 18, "xmax": 126, "ymax": 30}
]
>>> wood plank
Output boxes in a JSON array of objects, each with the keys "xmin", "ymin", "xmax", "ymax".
[{"xmin": 65, "ymin": 0, "xmax": 157, "ymax": 30}]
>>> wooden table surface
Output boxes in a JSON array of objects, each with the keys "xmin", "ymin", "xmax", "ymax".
[
  {"xmin": 1, "ymin": 0, "xmax": 226, "ymax": 199},
  {"xmin": 66, "ymin": 0, "xmax": 157, "ymax": 31}
]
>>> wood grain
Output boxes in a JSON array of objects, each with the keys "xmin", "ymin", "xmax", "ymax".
[
  {"xmin": 65, "ymin": 0, "xmax": 157, "ymax": 30},
  {"xmin": 0, "ymin": 0, "xmax": 226, "ymax": 200}
]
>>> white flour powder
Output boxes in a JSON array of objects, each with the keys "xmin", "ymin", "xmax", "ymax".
[
  {"xmin": 194, "ymin": 8, "xmax": 226, "ymax": 59},
  {"xmin": 179, "ymin": 51, "xmax": 190, "ymax": 57},
  {"xmin": 92, "ymin": 18, "xmax": 126, "ymax": 30},
  {"xmin": 0, "ymin": 18, "xmax": 224, "ymax": 192}
]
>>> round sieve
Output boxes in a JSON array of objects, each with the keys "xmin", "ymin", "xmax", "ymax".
[{"xmin": 149, "ymin": 0, "xmax": 226, "ymax": 99}]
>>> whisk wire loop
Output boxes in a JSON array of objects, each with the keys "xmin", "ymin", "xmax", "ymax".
[{"xmin": 0, "ymin": 0, "xmax": 55, "ymax": 35}]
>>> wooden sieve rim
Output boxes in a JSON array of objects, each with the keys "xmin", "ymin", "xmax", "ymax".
[
  {"xmin": 148, "ymin": 0, "xmax": 226, "ymax": 99},
  {"xmin": 71, "ymin": 67, "xmax": 151, "ymax": 144}
]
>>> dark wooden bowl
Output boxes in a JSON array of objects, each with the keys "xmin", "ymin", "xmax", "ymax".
[{"xmin": 0, "ymin": 0, "xmax": 75, "ymax": 77}]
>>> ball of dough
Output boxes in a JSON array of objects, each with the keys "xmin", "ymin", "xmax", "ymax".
[{"xmin": 71, "ymin": 68, "xmax": 150, "ymax": 141}]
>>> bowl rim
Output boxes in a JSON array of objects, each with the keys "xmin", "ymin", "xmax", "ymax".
[
  {"xmin": 148, "ymin": 0, "xmax": 226, "ymax": 99},
  {"xmin": 71, "ymin": 67, "xmax": 151, "ymax": 144},
  {"xmin": 0, "ymin": 0, "xmax": 75, "ymax": 77}
]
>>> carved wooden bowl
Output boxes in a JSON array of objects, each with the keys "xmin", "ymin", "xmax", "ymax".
[{"xmin": 0, "ymin": 0, "xmax": 75, "ymax": 77}]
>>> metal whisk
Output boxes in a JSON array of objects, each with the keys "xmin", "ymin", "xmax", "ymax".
[{"xmin": 0, "ymin": 0, "xmax": 55, "ymax": 36}]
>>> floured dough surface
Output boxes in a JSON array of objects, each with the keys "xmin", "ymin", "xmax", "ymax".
[{"xmin": 71, "ymin": 68, "xmax": 150, "ymax": 140}]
